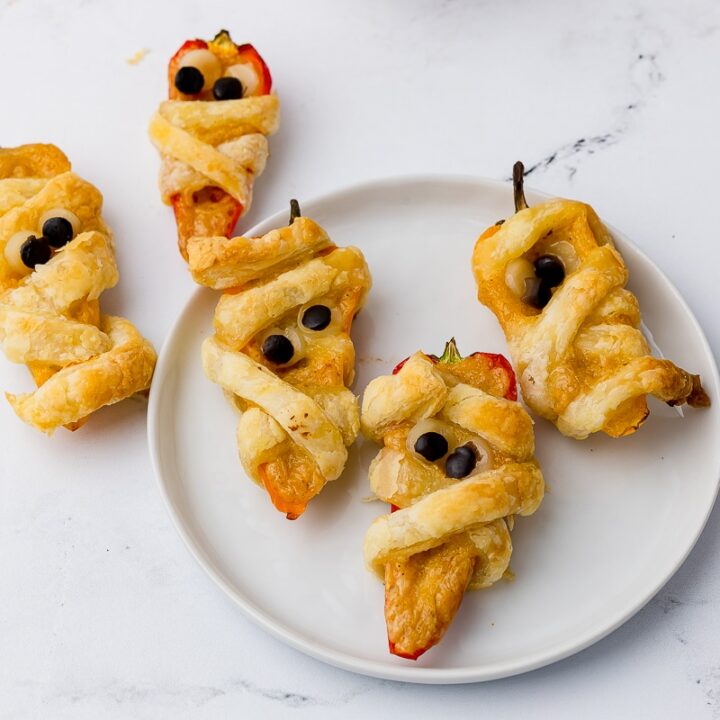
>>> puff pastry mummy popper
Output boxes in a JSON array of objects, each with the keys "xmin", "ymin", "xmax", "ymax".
[
  {"xmin": 472, "ymin": 163, "xmax": 710, "ymax": 440},
  {"xmin": 0, "ymin": 144, "xmax": 156, "ymax": 433},
  {"xmin": 149, "ymin": 30, "xmax": 279, "ymax": 260},
  {"xmin": 199, "ymin": 201, "xmax": 371, "ymax": 519},
  {"xmin": 362, "ymin": 340, "xmax": 544, "ymax": 659}
]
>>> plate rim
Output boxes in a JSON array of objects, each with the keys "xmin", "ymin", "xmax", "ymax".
[{"xmin": 147, "ymin": 173, "xmax": 720, "ymax": 684}]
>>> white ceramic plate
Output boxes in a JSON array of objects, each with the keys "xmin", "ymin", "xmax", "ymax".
[{"xmin": 148, "ymin": 176, "xmax": 720, "ymax": 684}]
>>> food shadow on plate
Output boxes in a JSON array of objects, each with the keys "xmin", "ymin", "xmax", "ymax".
[{"xmin": 296, "ymin": 437, "xmax": 379, "ymax": 534}]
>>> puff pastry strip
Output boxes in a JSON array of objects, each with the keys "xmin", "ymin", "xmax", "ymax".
[
  {"xmin": 362, "ymin": 342, "xmax": 544, "ymax": 659},
  {"xmin": 149, "ymin": 30, "xmax": 279, "ymax": 259},
  {"xmin": 0, "ymin": 144, "xmax": 156, "ymax": 433},
  {"xmin": 199, "ymin": 203, "xmax": 371, "ymax": 518},
  {"xmin": 472, "ymin": 163, "xmax": 709, "ymax": 439}
]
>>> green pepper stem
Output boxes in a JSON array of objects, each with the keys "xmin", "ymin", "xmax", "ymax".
[
  {"xmin": 213, "ymin": 29, "xmax": 232, "ymax": 44},
  {"xmin": 438, "ymin": 337, "xmax": 462, "ymax": 364},
  {"xmin": 288, "ymin": 199, "xmax": 301, "ymax": 225},
  {"xmin": 513, "ymin": 161, "xmax": 529, "ymax": 212}
]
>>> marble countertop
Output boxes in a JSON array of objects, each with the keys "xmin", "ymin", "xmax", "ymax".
[{"xmin": 1, "ymin": 0, "xmax": 719, "ymax": 716}]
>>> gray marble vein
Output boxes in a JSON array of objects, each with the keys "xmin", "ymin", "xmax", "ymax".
[{"xmin": 521, "ymin": 22, "xmax": 668, "ymax": 180}]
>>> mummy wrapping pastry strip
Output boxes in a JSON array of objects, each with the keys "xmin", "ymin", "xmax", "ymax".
[
  {"xmin": 362, "ymin": 340, "xmax": 544, "ymax": 659},
  {"xmin": 200, "ymin": 201, "xmax": 371, "ymax": 518},
  {"xmin": 0, "ymin": 144, "xmax": 156, "ymax": 433},
  {"xmin": 472, "ymin": 162, "xmax": 709, "ymax": 439},
  {"xmin": 149, "ymin": 30, "xmax": 279, "ymax": 260}
]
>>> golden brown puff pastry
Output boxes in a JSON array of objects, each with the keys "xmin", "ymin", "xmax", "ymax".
[
  {"xmin": 148, "ymin": 30, "xmax": 279, "ymax": 260},
  {"xmin": 472, "ymin": 162, "xmax": 710, "ymax": 440},
  {"xmin": 361, "ymin": 340, "xmax": 544, "ymax": 659},
  {"xmin": 0, "ymin": 144, "xmax": 156, "ymax": 433},
  {"xmin": 198, "ymin": 202, "xmax": 371, "ymax": 519}
]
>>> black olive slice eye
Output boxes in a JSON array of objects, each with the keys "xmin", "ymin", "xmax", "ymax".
[
  {"xmin": 534, "ymin": 254, "xmax": 565, "ymax": 287},
  {"xmin": 445, "ymin": 444, "xmax": 478, "ymax": 479},
  {"xmin": 546, "ymin": 240, "xmax": 579, "ymax": 273},
  {"xmin": 20, "ymin": 236, "xmax": 52, "ymax": 269},
  {"xmin": 38, "ymin": 208, "xmax": 80, "ymax": 246},
  {"xmin": 177, "ymin": 49, "xmax": 222, "ymax": 92},
  {"xmin": 413, "ymin": 431, "xmax": 449, "ymax": 462},
  {"xmin": 301, "ymin": 305, "xmax": 332, "ymax": 331},
  {"xmin": 261, "ymin": 334, "xmax": 295, "ymax": 365},
  {"xmin": 505, "ymin": 257, "xmax": 535, "ymax": 298},
  {"xmin": 42, "ymin": 217, "xmax": 74, "ymax": 249},
  {"xmin": 213, "ymin": 77, "xmax": 243, "ymax": 100},
  {"xmin": 226, "ymin": 63, "xmax": 260, "ymax": 96},
  {"xmin": 5, "ymin": 230, "xmax": 36, "ymax": 274},
  {"xmin": 174, "ymin": 66, "xmax": 205, "ymax": 95},
  {"xmin": 522, "ymin": 277, "xmax": 552, "ymax": 309}
]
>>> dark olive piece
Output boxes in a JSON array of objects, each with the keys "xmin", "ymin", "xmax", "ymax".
[
  {"xmin": 414, "ymin": 432, "xmax": 449, "ymax": 462},
  {"xmin": 261, "ymin": 334, "xmax": 294, "ymax": 364},
  {"xmin": 42, "ymin": 217, "xmax": 74, "ymax": 248},
  {"xmin": 522, "ymin": 276, "xmax": 552, "ymax": 309},
  {"xmin": 534, "ymin": 254, "xmax": 565, "ymax": 287},
  {"xmin": 174, "ymin": 66, "xmax": 204, "ymax": 94},
  {"xmin": 445, "ymin": 444, "xmax": 477, "ymax": 479},
  {"xmin": 20, "ymin": 236, "xmax": 52, "ymax": 269},
  {"xmin": 513, "ymin": 161, "xmax": 528, "ymax": 212},
  {"xmin": 213, "ymin": 76, "xmax": 243, "ymax": 100},
  {"xmin": 302, "ymin": 305, "xmax": 332, "ymax": 331}
]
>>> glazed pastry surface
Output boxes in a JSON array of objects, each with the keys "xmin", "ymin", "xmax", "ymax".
[
  {"xmin": 361, "ymin": 342, "xmax": 544, "ymax": 659},
  {"xmin": 199, "ymin": 205, "xmax": 371, "ymax": 518},
  {"xmin": 0, "ymin": 144, "xmax": 156, "ymax": 433},
  {"xmin": 472, "ymin": 163, "xmax": 709, "ymax": 439},
  {"xmin": 148, "ymin": 30, "xmax": 279, "ymax": 259}
]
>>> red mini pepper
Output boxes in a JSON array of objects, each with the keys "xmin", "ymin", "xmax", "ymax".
[
  {"xmin": 393, "ymin": 338, "xmax": 517, "ymax": 401},
  {"xmin": 386, "ymin": 339, "xmax": 517, "ymax": 660}
]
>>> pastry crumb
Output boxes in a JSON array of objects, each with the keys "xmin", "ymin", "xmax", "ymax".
[{"xmin": 126, "ymin": 48, "xmax": 150, "ymax": 65}]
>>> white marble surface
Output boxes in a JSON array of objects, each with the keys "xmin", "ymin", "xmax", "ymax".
[{"xmin": 1, "ymin": 0, "xmax": 719, "ymax": 716}]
